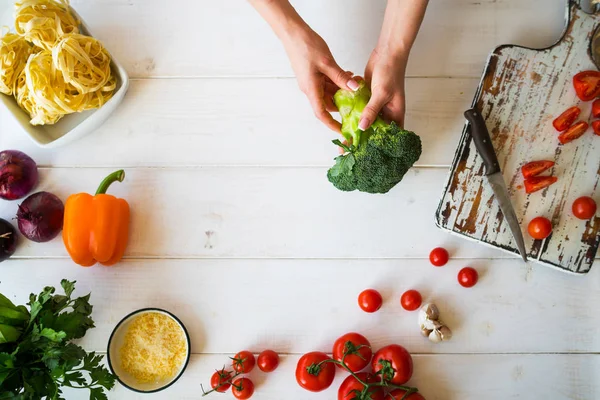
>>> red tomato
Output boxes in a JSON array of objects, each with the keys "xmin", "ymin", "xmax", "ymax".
[
  {"xmin": 573, "ymin": 71, "xmax": 600, "ymax": 101},
  {"xmin": 390, "ymin": 389, "xmax": 426, "ymax": 400},
  {"xmin": 592, "ymin": 120, "xmax": 600, "ymax": 136},
  {"xmin": 552, "ymin": 106, "xmax": 581, "ymax": 131},
  {"xmin": 371, "ymin": 344, "xmax": 413, "ymax": 385},
  {"xmin": 400, "ymin": 290, "xmax": 422, "ymax": 311},
  {"xmin": 429, "ymin": 247, "xmax": 449, "ymax": 267},
  {"xmin": 257, "ymin": 350, "xmax": 279, "ymax": 373},
  {"xmin": 524, "ymin": 176, "xmax": 558, "ymax": 194},
  {"xmin": 558, "ymin": 121, "xmax": 588, "ymax": 144},
  {"xmin": 521, "ymin": 160, "xmax": 555, "ymax": 179},
  {"xmin": 572, "ymin": 196, "xmax": 597, "ymax": 220},
  {"xmin": 231, "ymin": 378, "xmax": 254, "ymax": 399},
  {"xmin": 337, "ymin": 372, "xmax": 385, "ymax": 400},
  {"xmin": 458, "ymin": 267, "xmax": 478, "ymax": 288},
  {"xmin": 232, "ymin": 351, "xmax": 255, "ymax": 374},
  {"xmin": 358, "ymin": 289, "xmax": 383, "ymax": 313},
  {"xmin": 593, "ymin": 99, "xmax": 600, "ymax": 119},
  {"xmin": 332, "ymin": 332, "xmax": 372, "ymax": 372},
  {"xmin": 296, "ymin": 352, "xmax": 336, "ymax": 392},
  {"xmin": 527, "ymin": 217, "xmax": 552, "ymax": 240},
  {"xmin": 210, "ymin": 369, "xmax": 232, "ymax": 393}
]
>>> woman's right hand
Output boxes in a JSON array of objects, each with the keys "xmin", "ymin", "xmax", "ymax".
[{"xmin": 281, "ymin": 29, "xmax": 359, "ymax": 133}]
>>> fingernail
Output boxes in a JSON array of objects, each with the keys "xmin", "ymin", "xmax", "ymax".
[
  {"xmin": 358, "ymin": 118, "xmax": 370, "ymax": 131},
  {"xmin": 347, "ymin": 79, "xmax": 360, "ymax": 91}
]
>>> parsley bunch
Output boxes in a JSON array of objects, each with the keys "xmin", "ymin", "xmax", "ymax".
[{"xmin": 0, "ymin": 279, "xmax": 115, "ymax": 399}]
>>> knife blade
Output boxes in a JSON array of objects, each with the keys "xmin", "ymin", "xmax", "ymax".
[{"xmin": 464, "ymin": 108, "xmax": 528, "ymax": 262}]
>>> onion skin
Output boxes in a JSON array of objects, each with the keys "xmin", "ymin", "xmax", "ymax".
[
  {"xmin": 0, "ymin": 218, "xmax": 17, "ymax": 262},
  {"xmin": 17, "ymin": 191, "xmax": 64, "ymax": 243},
  {"xmin": 0, "ymin": 150, "xmax": 38, "ymax": 200}
]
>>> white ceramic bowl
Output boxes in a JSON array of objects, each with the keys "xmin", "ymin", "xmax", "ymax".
[
  {"xmin": 0, "ymin": 4, "xmax": 129, "ymax": 148},
  {"xmin": 107, "ymin": 308, "xmax": 191, "ymax": 393}
]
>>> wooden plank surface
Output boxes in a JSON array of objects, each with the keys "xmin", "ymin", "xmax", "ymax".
[
  {"xmin": 0, "ymin": 167, "xmax": 509, "ymax": 259},
  {"xmin": 61, "ymin": 353, "xmax": 600, "ymax": 399},
  {"xmin": 1, "ymin": 259, "xmax": 598, "ymax": 354},
  {"xmin": 437, "ymin": 2, "xmax": 600, "ymax": 273}
]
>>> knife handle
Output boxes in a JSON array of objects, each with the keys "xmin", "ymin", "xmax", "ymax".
[{"xmin": 464, "ymin": 108, "xmax": 500, "ymax": 176}]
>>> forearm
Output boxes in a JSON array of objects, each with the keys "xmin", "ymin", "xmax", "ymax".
[
  {"xmin": 377, "ymin": 0, "xmax": 429, "ymax": 59},
  {"xmin": 247, "ymin": 0, "xmax": 309, "ymax": 44}
]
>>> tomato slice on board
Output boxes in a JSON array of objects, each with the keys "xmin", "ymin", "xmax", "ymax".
[
  {"xmin": 521, "ymin": 160, "xmax": 555, "ymax": 179},
  {"xmin": 524, "ymin": 176, "xmax": 558, "ymax": 194},
  {"xmin": 552, "ymin": 106, "xmax": 581, "ymax": 131},
  {"xmin": 573, "ymin": 71, "xmax": 600, "ymax": 101},
  {"xmin": 592, "ymin": 120, "xmax": 600, "ymax": 136},
  {"xmin": 558, "ymin": 121, "xmax": 588, "ymax": 144},
  {"xmin": 593, "ymin": 99, "xmax": 600, "ymax": 119}
]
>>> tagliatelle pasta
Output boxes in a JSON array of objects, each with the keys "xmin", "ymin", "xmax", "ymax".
[
  {"xmin": 14, "ymin": 0, "xmax": 79, "ymax": 51},
  {"xmin": 1, "ymin": 0, "xmax": 116, "ymax": 126},
  {"xmin": 0, "ymin": 32, "xmax": 31, "ymax": 95},
  {"xmin": 52, "ymin": 33, "xmax": 111, "ymax": 93}
]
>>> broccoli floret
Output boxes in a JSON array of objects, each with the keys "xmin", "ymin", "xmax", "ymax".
[{"xmin": 327, "ymin": 81, "xmax": 422, "ymax": 194}]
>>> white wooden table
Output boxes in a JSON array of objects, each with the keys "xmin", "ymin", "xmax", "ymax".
[{"xmin": 1, "ymin": 1, "xmax": 599, "ymax": 399}]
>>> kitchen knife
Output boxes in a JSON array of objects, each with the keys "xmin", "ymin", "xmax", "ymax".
[{"xmin": 464, "ymin": 108, "xmax": 528, "ymax": 262}]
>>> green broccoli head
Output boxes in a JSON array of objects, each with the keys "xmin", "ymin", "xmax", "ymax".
[{"xmin": 327, "ymin": 81, "xmax": 422, "ymax": 194}]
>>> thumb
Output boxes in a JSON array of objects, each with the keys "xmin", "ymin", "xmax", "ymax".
[
  {"xmin": 359, "ymin": 91, "xmax": 387, "ymax": 131},
  {"xmin": 322, "ymin": 61, "xmax": 360, "ymax": 92}
]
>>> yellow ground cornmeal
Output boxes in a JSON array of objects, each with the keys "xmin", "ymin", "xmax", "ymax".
[{"xmin": 119, "ymin": 312, "xmax": 187, "ymax": 383}]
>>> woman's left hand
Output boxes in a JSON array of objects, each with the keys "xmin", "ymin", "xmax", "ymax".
[{"xmin": 360, "ymin": 47, "xmax": 409, "ymax": 131}]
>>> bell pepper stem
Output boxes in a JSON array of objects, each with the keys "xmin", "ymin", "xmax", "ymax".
[{"xmin": 95, "ymin": 170, "xmax": 125, "ymax": 195}]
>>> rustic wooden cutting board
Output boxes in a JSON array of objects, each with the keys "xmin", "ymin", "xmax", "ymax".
[{"xmin": 435, "ymin": 1, "xmax": 600, "ymax": 274}]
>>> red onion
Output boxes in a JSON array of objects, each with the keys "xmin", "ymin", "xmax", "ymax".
[
  {"xmin": 0, "ymin": 150, "xmax": 39, "ymax": 200},
  {"xmin": 0, "ymin": 218, "xmax": 17, "ymax": 262},
  {"xmin": 16, "ymin": 191, "xmax": 64, "ymax": 243}
]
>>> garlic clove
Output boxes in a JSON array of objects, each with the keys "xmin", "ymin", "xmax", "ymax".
[
  {"xmin": 439, "ymin": 326, "xmax": 453, "ymax": 341},
  {"xmin": 421, "ymin": 318, "xmax": 443, "ymax": 331},
  {"xmin": 421, "ymin": 303, "xmax": 440, "ymax": 320},
  {"xmin": 428, "ymin": 329, "xmax": 443, "ymax": 343},
  {"xmin": 420, "ymin": 327, "xmax": 433, "ymax": 337}
]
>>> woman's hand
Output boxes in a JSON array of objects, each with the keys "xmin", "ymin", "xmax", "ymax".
[
  {"xmin": 282, "ymin": 29, "xmax": 359, "ymax": 132},
  {"xmin": 361, "ymin": 48, "xmax": 408, "ymax": 130}
]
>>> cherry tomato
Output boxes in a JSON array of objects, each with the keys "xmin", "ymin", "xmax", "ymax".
[
  {"xmin": 527, "ymin": 217, "xmax": 552, "ymax": 240},
  {"xmin": 296, "ymin": 352, "xmax": 336, "ymax": 392},
  {"xmin": 332, "ymin": 332, "xmax": 372, "ymax": 372},
  {"xmin": 458, "ymin": 267, "xmax": 478, "ymax": 288},
  {"xmin": 572, "ymin": 196, "xmax": 597, "ymax": 220},
  {"xmin": 558, "ymin": 121, "xmax": 588, "ymax": 144},
  {"xmin": 338, "ymin": 372, "xmax": 385, "ymax": 400},
  {"xmin": 573, "ymin": 70, "xmax": 600, "ymax": 101},
  {"xmin": 429, "ymin": 247, "xmax": 449, "ymax": 267},
  {"xmin": 210, "ymin": 369, "xmax": 232, "ymax": 393},
  {"xmin": 371, "ymin": 344, "xmax": 413, "ymax": 385},
  {"xmin": 524, "ymin": 176, "xmax": 558, "ymax": 194},
  {"xmin": 231, "ymin": 378, "xmax": 254, "ymax": 399},
  {"xmin": 521, "ymin": 160, "xmax": 555, "ymax": 179},
  {"xmin": 358, "ymin": 289, "xmax": 383, "ymax": 313},
  {"xmin": 593, "ymin": 99, "xmax": 600, "ymax": 119},
  {"xmin": 592, "ymin": 120, "xmax": 600, "ymax": 136},
  {"xmin": 390, "ymin": 389, "xmax": 426, "ymax": 400},
  {"xmin": 232, "ymin": 350, "xmax": 255, "ymax": 374},
  {"xmin": 257, "ymin": 350, "xmax": 279, "ymax": 373},
  {"xmin": 400, "ymin": 290, "xmax": 422, "ymax": 311},
  {"xmin": 552, "ymin": 106, "xmax": 581, "ymax": 131}
]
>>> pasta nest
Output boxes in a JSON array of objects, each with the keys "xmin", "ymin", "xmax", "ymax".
[
  {"xmin": 0, "ymin": 32, "xmax": 32, "ymax": 95},
  {"xmin": 14, "ymin": 0, "xmax": 79, "ymax": 51}
]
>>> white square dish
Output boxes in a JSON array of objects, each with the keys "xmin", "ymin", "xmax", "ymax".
[{"xmin": 0, "ymin": 4, "xmax": 129, "ymax": 148}]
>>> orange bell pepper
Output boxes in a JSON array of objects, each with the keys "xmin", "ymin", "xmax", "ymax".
[{"xmin": 63, "ymin": 170, "xmax": 130, "ymax": 267}]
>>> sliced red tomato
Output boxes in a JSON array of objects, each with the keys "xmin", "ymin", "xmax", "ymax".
[
  {"xmin": 573, "ymin": 71, "xmax": 600, "ymax": 101},
  {"xmin": 521, "ymin": 160, "xmax": 555, "ymax": 179},
  {"xmin": 592, "ymin": 120, "xmax": 600, "ymax": 136},
  {"xmin": 593, "ymin": 99, "xmax": 600, "ymax": 118},
  {"xmin": 558, "ymin": 121, "xmax": 588, "ymax": 144},
  {"xmin": 552, "ymin": 106, "xmax": 580, "ymax": 131},
  {"xmin": 524, "ymin": 176, "xmax": 558, "ymax": 194}
]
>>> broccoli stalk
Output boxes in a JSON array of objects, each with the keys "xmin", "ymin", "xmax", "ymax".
[{"xmin": 327, "ymin": 81, "xmax": 422, "ymax": 194}]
